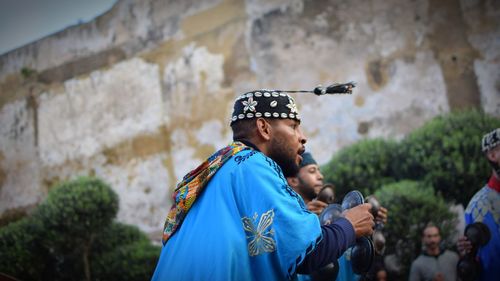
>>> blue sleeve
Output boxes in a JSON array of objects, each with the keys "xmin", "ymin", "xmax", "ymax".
[{"xmin": 296, "ymin": 217, "xmax": 356, "ymax": 274}]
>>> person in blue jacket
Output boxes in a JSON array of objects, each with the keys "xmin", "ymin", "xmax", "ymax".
[
  {"xmin": 458, "ymin": 128, "xmax": 500, "ymax": 281},
  {"xmin": 151, "ymin": 89, "xmax": 375, "ymax": 281}
]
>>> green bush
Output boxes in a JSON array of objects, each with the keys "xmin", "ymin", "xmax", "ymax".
[
  {"xmin": 91, "ymin": 222, "xmax": 160, "ymax": 280},
  {"xmin": 0, "ymin": 176, "xmax": 160, "ymax": 281},
  {"xmin": 34, "ymin": 177, "xmax": 119, "ymax": 244},
  {"xmin": 395, "ymin": 110, "xmax": 500, "ymax": 205},
  {"xmin": 92, "ymin": 241, "xmax": 160, "ymax": 281},
  {"xmin": 0, "ymin": 218, "xmax": 46, "ymax": 280},
  {"xmin": 91, "ymin": 222, "xmax": 151, "ymax": 254},
  {"xmin": 26, "ymin": 177, "xmax": 121, "ymax": 280},
  {"xmin": 322, "ymin": 138, "xmax": 398, "ymax": 200},
  {"xmin": 374, "ymin": 180, "xmax": 456, "ymax": 278}
]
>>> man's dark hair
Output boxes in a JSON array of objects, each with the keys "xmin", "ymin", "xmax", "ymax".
[
  {"xmin": 231, "ymin": 119, "xmax": 257, "ymax": 140},
  {"xmin": 422, "ymin": 222, "xmax": 440, "ymax": 235},
  {"xmin": 231, "ymin": 118, "xmax": 284, "ymax": 140}
]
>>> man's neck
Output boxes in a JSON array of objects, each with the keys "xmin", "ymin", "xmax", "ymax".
[
  {"xmin": 236, "ymin": 139, "xmax": 259, "ymax": 151},
  {"xmin": 425, "ymin": 247, "xmax": 441, "ymax": 257},
  {"xmin": 302, "ymin": 197, "xmax": 312, "ymax": 204},
  {"xmin": 487, "ymin": 172, "xmax": 500, "ymax": 192},
  {"xmin": 235, "ymin": 138, "xmax": 268, "ymax": 155},
  {"xmin": 294, "ymin": 189, "xmax": 312, "ymax": 204}
]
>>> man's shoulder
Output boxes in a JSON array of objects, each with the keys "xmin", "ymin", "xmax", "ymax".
[
  {"xmin": 231, "ymin": 149, "xmax": 284, "ymax": 176},
  {"xmin": 412, "ymin": 254, "xmax": 426, "ymax": 262},
  {"xmin": 465, "ymin": 185, "xmax": 489, "ymax": 211},
  {"xmin": 442, "ymin": 249, "xmax": 459, "ymax": 260},
  {"xmin": 232, "ymin": 149, "xmax": 262, "ymax": 165},
  {"xmin": 411, "ymin": 254, "xmax": 430, "ymax": 268}
]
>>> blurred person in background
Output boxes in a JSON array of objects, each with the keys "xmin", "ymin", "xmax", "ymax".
[
  {"xmin": 409, "ymin": 223, "xmax": 458, "ymax": 281},
  {"xmin": 287, "ymin": 151, "xmax": 329, "ymax": 215}
]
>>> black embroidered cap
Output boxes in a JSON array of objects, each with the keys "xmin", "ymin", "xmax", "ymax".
[
  {"xmin": 482, "ymin": 128, "xmax": 500, "ymax": 152},
  {"xmin": 230, "ymin": 82, "xmax": 356, "ymax": 125},
  {"xmin": 230, "ymin": 90, "xmax": 301, "ymax": 125}
]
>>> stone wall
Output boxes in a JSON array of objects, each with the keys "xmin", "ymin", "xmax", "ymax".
[{"xmin": 1, "ymin": 0, "xmax": 499, "ymax": 241}]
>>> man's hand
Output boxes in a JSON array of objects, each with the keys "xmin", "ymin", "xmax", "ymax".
[
  {"xmin": 433, "ymin": 273, "xmax": 444, "ymax": 281},
  {"xmin": 343, "ymin": 203, "xmax": 375, "ymax": 237},
  {"xmin": 376, "ymin": 206, "xmax": 388, "ymax": 224},
  {"xmin": 457, "ymin": 236, "xmax": 473, "ymax": 257},
  {"xmin": 307, "ymin": 200, "xmax": 328, "ymax": 216}
]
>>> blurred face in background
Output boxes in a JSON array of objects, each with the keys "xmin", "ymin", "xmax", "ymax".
[
  {"xmin": 486, "ymin": 145, "xmax": 500, "ymax": 177},
  {"xmin": 376, "ymin": 269, "xmax": 387, "ymax": 281},
  {"xmin": 422, "ymin": 226, "xmax": 441, "ymax": 253},
  {"xmin": 296, "ymin": 164, "xmax": 324, "ymax": 201}
]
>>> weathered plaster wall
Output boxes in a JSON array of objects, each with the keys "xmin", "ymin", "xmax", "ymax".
[{"xmin": 1, "ymin": 0, "xmax": 499, "ymax": 241}]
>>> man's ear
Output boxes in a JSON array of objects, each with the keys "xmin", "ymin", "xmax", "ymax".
[
  {"xmin": 255, "ymin": 118, "xmax": 272, "ymax": 141},
  {"xmin": 287, "ymin": 177, "xmax": 299, "ymax": 188}
]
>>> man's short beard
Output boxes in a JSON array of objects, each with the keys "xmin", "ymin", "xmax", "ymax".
[
  {"xmin": 298, "ymin": 177, "xmax": 318, "ymax": 201},
  {"xmin": 272, "ymin": 153, "xmax": 300, "ymax": 177},
  {"xmin": 489, "ymin": 160, "xmax": 500, "ymax": 176},
  {"xmin": 268, "ymin": 138, "xmax": 300, "ymax": 178}
]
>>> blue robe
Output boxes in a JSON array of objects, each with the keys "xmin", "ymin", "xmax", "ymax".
[
  {"xmin": 336, "ymin": 250, "xmax": 359, "ymax": 281},
  {"xmin": 296, "ymin": 248, "xmax": 360, "ymax": 281},
  {"xmin": 152, "ymin": 149, "xmax": 322, "ymax": 280},
  {"xmin": 464, "ymin": 185, "xmax": 500, "ymax": 281}
]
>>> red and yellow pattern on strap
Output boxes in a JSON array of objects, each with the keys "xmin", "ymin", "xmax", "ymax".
[{"xmin": 162, "ymin": 142, "xmax": 250, "ymax": 244}]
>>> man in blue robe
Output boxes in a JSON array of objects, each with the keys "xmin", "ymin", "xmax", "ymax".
[
  {"xmin": 459, "ymin": 128, "xmax": 500, "ymax": 281},
  {"xmin": 152, "ymin": 90, "xmax": 375, "ymax": 281}
]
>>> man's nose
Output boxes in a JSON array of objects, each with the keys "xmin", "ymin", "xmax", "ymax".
[
  {"xmin": 298, "ymin": 127, "xmax": 307, "ymax": 145},
  {"xmin": 318, "ymin": 171, "xmax": 324, "ymax": 180}
]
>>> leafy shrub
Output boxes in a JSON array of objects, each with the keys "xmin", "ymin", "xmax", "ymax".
[
  {"xmin": 34, "ymin": 177, "xmax": 119, "ymax": 243},
  {"xmin": 395, "ymin": 110, "xmax": 500, "ymax": 205},
  {"xmin": 92, "ymin": 241, "xmax": 160, "ymax": 281},
  {"xmin": 0, "ymin": 218, "xmax": 46, "ymax": 280},
  {"xmin": 0, "ymin": 177, "xmax": 159, "ymax": 281},
  {"xmin": 91, "ymin": 222, "xmax": 151, "ymax": 254},
  {"xmin": 28, "ymin": 177, "xmax": 120, "ymax": 280},
  {"xmin": 322, "ymin": 138, "xmax": 398, "ymax": 201},
  {"xmin": 91, "ymin": 222, "xmax": 160, "ymax": 280},
  {"xmin": 374, "ymin": 180, "xmax": 456, "ymax": 278}
]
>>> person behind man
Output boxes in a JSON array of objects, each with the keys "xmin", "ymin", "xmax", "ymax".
[
  {"xmin": 409, "ymin": 223, "xmax": 458, "ymax": 281},
  {"xmin": 287, "ymin": 152, "xmax": 356, "ymax": 281},
  {"xmin": 287, "ymin": 153, "xmax": 387, "ymax": 281},
  {"xmin": 287, "ymin": 153, "xmax": 337, "ymax": 281},
  {"xmin": 151, "ymin": 89, "xmax": 375, "ymax": 281},
  {"xmin": 287, "ymin": 152, "xmax": 329, "ymax": 216},
  {"xmin": 457, "ymin": 128, "xmax": 500, "ymax": 281}
]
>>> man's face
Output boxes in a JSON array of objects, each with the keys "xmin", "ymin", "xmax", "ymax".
[
  {"xmin": 487, "ymin": 145, "xmax": 500, "ymax": 165},
  {"xmin": 422, "ymin": 226, "xmax": 441, "ymax": 251},
  {"xmin": 297, "ymin": 164, "xmax": 324, "ymax": 201},
  {"xmin": 268, "ymin": 119, "xmax": 306, "ymax": 177},
  {"xmin": 376, "ymin": 269, "xmax": 387, "ymax": 281}
]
